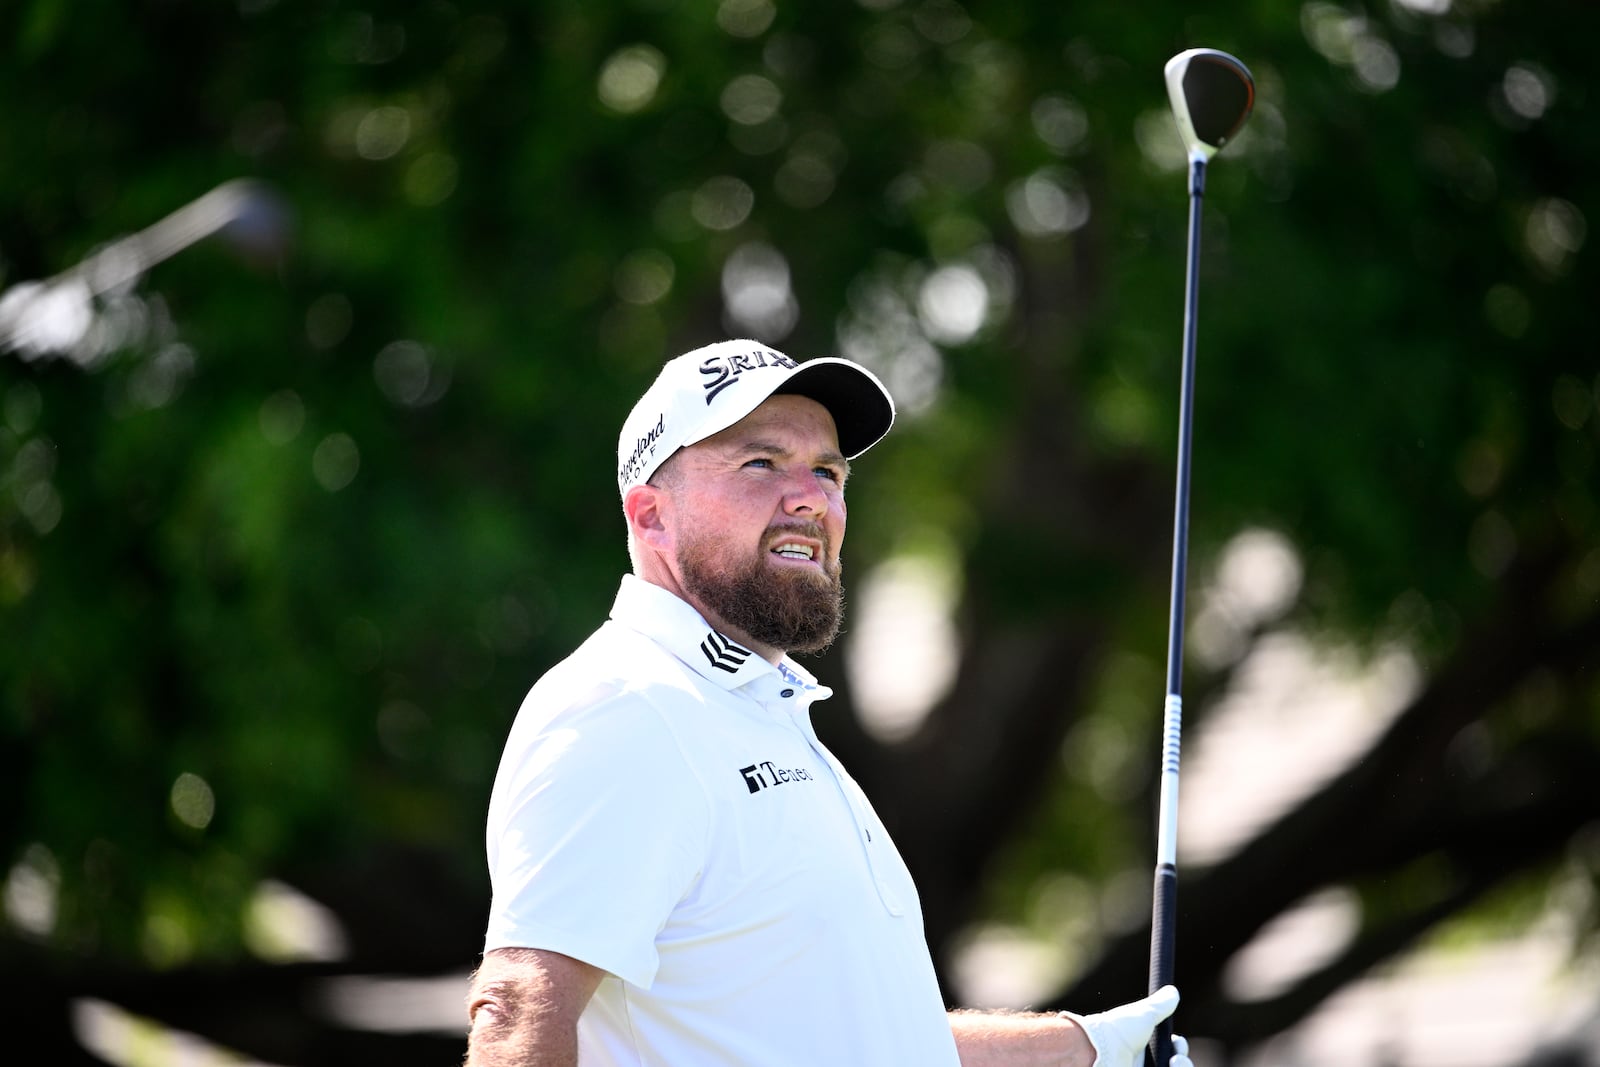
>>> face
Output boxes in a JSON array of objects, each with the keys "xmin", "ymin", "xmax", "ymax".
[{"xmin": 658, "ymin": 394, "xmax": 849, "ymax": 655}]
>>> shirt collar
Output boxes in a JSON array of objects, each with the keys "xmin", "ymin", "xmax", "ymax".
[{"xmin": 610, "ymin": 574, "xmax": 830, "ymax": 699}]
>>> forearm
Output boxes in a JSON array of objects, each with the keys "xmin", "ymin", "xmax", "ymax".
[
  {"xmin": 949, "ymin": 1009, "xmax": 1096, "ymax": 1067},
  {"xmin": 463, "ymin": 948, "xmax": 601, "ymax": 1067},
  {"xmin": 465, "ymin": 979, "xmax": 576, "ymax": 1067}
]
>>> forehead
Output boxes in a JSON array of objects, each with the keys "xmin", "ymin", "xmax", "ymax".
[{"xmin": 702, "ymin": 393, "xmax": 841, "ymax": 452}]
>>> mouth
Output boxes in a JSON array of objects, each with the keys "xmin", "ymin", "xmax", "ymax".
[{"xmin": 768, "ymin": 535, "xmax": 824, "ymax": 567}]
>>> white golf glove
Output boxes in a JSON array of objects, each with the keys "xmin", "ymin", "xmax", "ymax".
[
  {"xmin": 1171, "ymin": 1034, "xmax": 1194, "ymax": 1067},
  {"xmin": 1060, "ymin": 985, "xmax": 1181, "ymax": 1067}
]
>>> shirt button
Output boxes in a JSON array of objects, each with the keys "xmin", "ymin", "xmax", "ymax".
[{"xmin": 780, "ymin": 688, "xmax": 794, "ymax": 697}]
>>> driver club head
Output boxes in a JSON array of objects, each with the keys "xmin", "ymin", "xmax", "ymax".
[{"xmin": 1165, "ymin": 48, "xmax": 1255, "ymax": 161}]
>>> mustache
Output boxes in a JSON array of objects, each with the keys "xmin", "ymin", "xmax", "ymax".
[{"xmin": 762, "ymin": 521, "xmax": 828, "ymax": 546}]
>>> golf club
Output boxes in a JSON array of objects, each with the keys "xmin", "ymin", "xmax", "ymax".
[{"xmin": 1148, "ymin": 47, "xmax": 1254, "ymax": 1067}]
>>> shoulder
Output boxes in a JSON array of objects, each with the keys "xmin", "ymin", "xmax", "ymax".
[
  {"xmin": 514, "ymin": 620, "xmax": 702, "ymax": 733},
  {"xmin": 490, "ymin": 622, "xmax": 713, "ymax": 803}
]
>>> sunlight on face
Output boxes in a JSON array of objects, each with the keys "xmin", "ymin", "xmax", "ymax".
[{"xmin": 665, "ymin": 395, "xmax": 848, "ymax": 653}]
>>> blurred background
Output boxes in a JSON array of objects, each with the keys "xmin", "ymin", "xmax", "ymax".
[{"xmin": 3, "ymin": 1, "xmax": 1597, "ymax": 1064}]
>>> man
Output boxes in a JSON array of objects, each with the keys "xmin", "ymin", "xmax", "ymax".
[{"xmin": 467, "ymin": 340, "xmax": 1190, "ymax": 1066}]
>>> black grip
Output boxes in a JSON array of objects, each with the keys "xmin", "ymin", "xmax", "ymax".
[{"xmin": 1147, "ymin": 862, "xmax": 1178, "ymax": 1066}]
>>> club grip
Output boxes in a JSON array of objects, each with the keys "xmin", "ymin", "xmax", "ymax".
[{"xmin": 1147, "ymin": 862, "xmax": 1178, "ymax": 1066}]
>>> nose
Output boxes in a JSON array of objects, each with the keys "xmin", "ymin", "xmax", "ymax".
[{"xmin": 781, "ymin": 468, "xmax": 828, "ymax": 517}]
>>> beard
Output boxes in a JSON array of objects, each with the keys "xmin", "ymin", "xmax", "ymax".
[{"xmin": 678, "ymin": 524, "xmax": 844, "ymax": 655}]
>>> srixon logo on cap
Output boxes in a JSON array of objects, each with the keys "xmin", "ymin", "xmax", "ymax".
[{"xmin": 699, "ymin": 347, "xmax": 797, "ymax": 403}]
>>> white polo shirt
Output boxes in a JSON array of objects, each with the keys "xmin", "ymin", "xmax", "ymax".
[{"xmin": 484, "ymin": 575, "xmax": 959, "ymax": 1067}]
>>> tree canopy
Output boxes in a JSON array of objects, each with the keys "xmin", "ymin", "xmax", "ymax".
[{"xmin": 2, "ymin": 1, "xmax": 1597, "ymax": 1063}]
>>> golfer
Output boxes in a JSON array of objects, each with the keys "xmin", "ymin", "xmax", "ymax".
[{"xmin": 467, "ymin": 340, "xmax": 1189, "ymax": 1066}]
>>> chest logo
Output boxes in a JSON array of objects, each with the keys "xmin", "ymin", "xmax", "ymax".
[{"xmin": 739, "ymin": 760, "xmax": 816, "ymax": 794}]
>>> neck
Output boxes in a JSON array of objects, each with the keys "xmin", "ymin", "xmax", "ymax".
[{"xmin": 635, "ymin": 567, "xmax": 786, "ymax": 666}]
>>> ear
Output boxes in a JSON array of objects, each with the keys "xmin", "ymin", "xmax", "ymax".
[{"xmin": 624, "ymin": 483, "xmax": 674, "ymax": 553}]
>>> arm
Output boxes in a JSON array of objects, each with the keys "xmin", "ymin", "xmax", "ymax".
[
  {"xmin": 950, "ymin": 986, "xmax": 1182, "ymax": 1067},
  {"xmin": 948, "ymin": 1010, "xmax": 1094, "ymax": 1067},
  {"xmin": 465, "ymin": 946, "xmax": 606, "ymax": 1067}
]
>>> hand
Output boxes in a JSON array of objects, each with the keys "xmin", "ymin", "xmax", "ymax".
[
  {"xmin": 1060, "ymin": 985, "xmax": 1180, "ymax": 1067},
  {"xmin": 1171, "ymin": 1034, "xmax": 1194, "ymax": 1067}
]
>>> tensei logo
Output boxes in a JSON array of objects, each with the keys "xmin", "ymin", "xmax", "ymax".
[
  {"xmin": 699, "ymin": 347, "xmax": 798, "ymax": 403},
  {"xmin": 739, "ymin": 760, "xmax": 816, "ymax": 794}
]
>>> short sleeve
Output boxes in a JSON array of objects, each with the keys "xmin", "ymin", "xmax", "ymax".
[{"xmin": 483, "ymin": 684, "xmax": 710, "ymax": 989}]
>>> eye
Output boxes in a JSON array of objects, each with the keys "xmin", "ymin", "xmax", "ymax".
[
  {"xmin": 815, "ymin": 466, "xmax": 843, "ymax": 483},
  {"xmin": 743, "ymin": 457, "xmax": 773, "ymax": 469}
]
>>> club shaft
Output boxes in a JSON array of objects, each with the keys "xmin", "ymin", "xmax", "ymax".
[{"xmin": 1149, "ymin": 154, "xmax": 1206, "ymax": 1067}]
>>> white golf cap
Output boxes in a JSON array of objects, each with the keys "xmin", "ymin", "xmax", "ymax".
[{"xmin": 617, "ymin": 339, "xmax": 895, "ymax": 497}]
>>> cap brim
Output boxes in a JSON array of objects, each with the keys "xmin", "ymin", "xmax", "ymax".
[{"xmin": 773, "ymin": 358, "xmax": 896, "ymax": 458}]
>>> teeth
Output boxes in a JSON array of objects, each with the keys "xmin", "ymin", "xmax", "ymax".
[{"xmin": 774, "ymin": 545, "xmax": 815, "ymax": 560}]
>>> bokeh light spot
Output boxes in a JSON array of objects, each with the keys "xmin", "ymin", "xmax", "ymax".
[
  {"xmin": 917, "ymin": 265, "xmax": 988, "ymax": 344},
  {"xmin": 1484, "ymin": 284, "xmax": 1530, "ymax": 339},
  {"xmin": 258, "ymin": 390, "xmax": 306, "ymax": 445},
  {"xmin": 1006, "ymin": 170, "xmax": 1091, "ymax": 238},
  {"xmin": 169, "ymin": 773, "xmax": 216, "ymax": 831},
  {"xmin": 717, "ymin": 0, "xmax": 776, "ymax": 39},
  {"xmin": 1031, "ymin": 95, "xmax": 1089, "ymax": 155},
  {"xmin": 722, "ymin": 242, "xmax": 797, "ymax": 340},
  {"xmin": 615, "ymin": 249, "xmax": 676, "ymax": 306},
  {"xmin": 1503, "ymin": 63, "xmax": 1555, "ymax": 120},
  {"xmin": 403, "ymin": 152, "xmax": 459, "ymax": 206},
  {"xmin": 721, "ymin": 74, "xmax": 783, "ymax": 126},
  {"xmin": 306, "ymin": 293, "xmax": 354, "ymax": 350},
  {"xmin": 355, "ymin": 106, "xmax": 412, "ymax": 160},
  {"xmin": 313, "ymin": 433, "xmax": 361, "ymax": 491},
  {"xmin": 692, "ymin": 175, "xmax": 755, "ymax": 231},
  {"xmin": 598, "ymin": 45, "xmax": 667, "ymax": 114}
]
